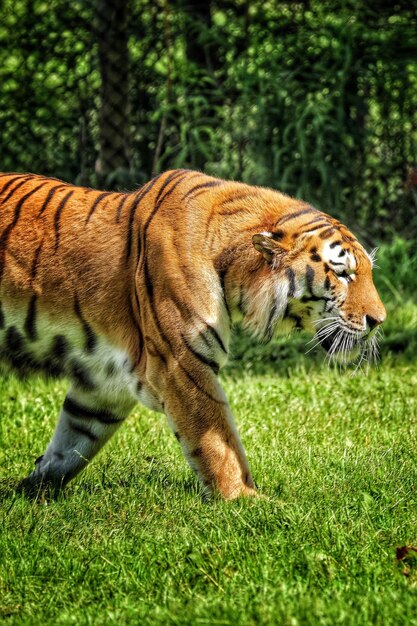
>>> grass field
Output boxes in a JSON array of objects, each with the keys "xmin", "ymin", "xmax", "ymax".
[{"xmin": 1, "ymin": 241, "xmax": 417, "ymax": 625}]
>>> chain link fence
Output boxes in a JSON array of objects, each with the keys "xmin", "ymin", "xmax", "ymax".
[{"xmin": 0, "ymin": 0, "xmax": 416, "ymax": 238}]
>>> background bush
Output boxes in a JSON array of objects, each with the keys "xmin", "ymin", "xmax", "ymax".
[{"xmin": 0, "ymin": 0, "xmax": 416, "ymax": 241}]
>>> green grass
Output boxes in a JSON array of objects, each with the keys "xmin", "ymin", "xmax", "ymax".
[{"xmin": 1, "ymin": 255, "xmax": 417, "ymax": 625}]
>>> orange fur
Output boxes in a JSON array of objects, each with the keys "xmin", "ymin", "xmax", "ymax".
[{"xmin": 0, "ymin": 170, "xmax": 385, "ymax": 499}]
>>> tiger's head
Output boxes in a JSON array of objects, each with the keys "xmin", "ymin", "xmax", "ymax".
[{"xmin": 250, "ymin": 210, "xmax": 386, "ymax": 365}]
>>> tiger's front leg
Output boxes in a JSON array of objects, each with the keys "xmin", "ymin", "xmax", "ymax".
[
  {"xmin": 162, "ymin": 366, "xmax": 256, "ymax": 499},
  {"xmin": 19, "ymin": 387, "xmax": 134, "ymax": 497}
]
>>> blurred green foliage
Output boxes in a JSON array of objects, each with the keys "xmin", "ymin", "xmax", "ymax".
[{"xmin": 0, "ymin": 0, "xmax": 416, "ymax": 239}]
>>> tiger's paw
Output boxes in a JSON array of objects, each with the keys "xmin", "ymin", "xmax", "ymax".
[{"xmin": 17, "ymin": 471, "xmax": 65, "ymax": 501}]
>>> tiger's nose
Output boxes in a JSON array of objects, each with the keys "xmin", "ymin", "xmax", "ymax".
[{"xmin": 366, "ymin": 314, "xmax": 385, "ymax": 330}]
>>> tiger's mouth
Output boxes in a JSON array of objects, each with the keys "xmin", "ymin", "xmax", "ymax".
[
  {"xmin": 319, "ymin": 330, "xmax": 340, "ymax": 353},
  {"xmin": 314, "ymin": 322, "xmax": 381, "ymax": 367},
  {"xmin": 318, "ymin": 327, "xmax": 364, "ymax": 354}
]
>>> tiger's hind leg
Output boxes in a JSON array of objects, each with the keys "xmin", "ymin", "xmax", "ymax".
[{"xmin": 18, "ymin": 387, "xmax": 135, "ymax": 498}]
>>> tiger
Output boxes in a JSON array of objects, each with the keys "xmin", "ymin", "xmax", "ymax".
[{"xmin": 0, "ymin": 169, "xmax": 386, "ymax": 499}]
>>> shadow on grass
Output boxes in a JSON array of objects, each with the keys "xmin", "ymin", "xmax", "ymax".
[
  {"xmin": 0, "ymin": 478, "xmax": 18, "ymax": 502},
  {"xmin": 0, "ymin": 455, "xmax": 203, "ymax": 505},
  {"xmin": 67, "ymin": 456, "xmax": 203, "ymax": 499}
]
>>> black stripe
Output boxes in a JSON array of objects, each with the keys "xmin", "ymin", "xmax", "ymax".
[
  {"xmin": 115, "ymin": 194, "xmax": 129, "ymax": 223},
  {"xmin": 0, "ymin": 182, "xmax": 50, "ymax": 266},
  {"xmin": 290, "ymin": 313, "xmax": 303, "ymax": 329},
  {"xmin": 51, "ymin": 335, "xmax": 68, "ymax": 360},
  {"xmin": 300, "ymin": 294, "xmax": 330, "ymax": 303},
  {"xmin": 265, "ymin": 302, "xmax": 277, "ymax": 340},
  {"xmin": 133, "ymin": 170, "xmax": 200, "ymax": 266},
  {"xmin": 0, "ymin": 173, "xmax": 25, "ymax": 179},
  {"xmin": 134, "ymin": 171, "xmax": 191, "ymax": 264},
  {"xmin": 306, "ymin": 265, "xmax": 315, "ymax": 293},
  {"xmin": 145, "ymin": 334, "xmax": 167, "ymax": 364},
  {"xmin": 132, "ymin": 291, "xmax": 144, "ymax": 358},
  {"xmin": 0, "ymin": 182, "xmax": 46, "ymax": 282},
  {"xmin": 16, "ymin": 181, "xmax": 49, "ymax": 206},
  {"xmin": 218, "ymin": 269, "xmax": 231, "ymax": 319},
  {"xmin": 86, "ymin": 192, "xmax": 112, "ymax": 224},
  {"xmin": 162, "ymin": 284, "xmax": 227, "ymax": 356},
  {"xmin": 6, "ymin": 326, "xmax": 24, "ymax": 353},
  {"xmin": 156, "ymin": 170, "xmax": 188, "ymax": 205},
  {"xmin": 179, "ymin": 360, "xmax": 226, "ymax": 403},
  {"xmin": 30, "ymin": 241, "xmax": 43, "ymax": 284},
  {"xmin": 70, "ymin": 360, "xmax": 95, "ymax": 390},
  {"xmin": 24, "ymin": 295, "xmax": 37, "ymax": 341},
  {"xmin": 155, "ymin": 173, "xmax": 190, "ymax": 208},
  {"xmin": 0, "ymin": 173, "xmax": 28, "ymax": 186},
  {"xmin": 127, "ymin": 292, "xmax": 143, "ymax": 366},
  {"xmin": 145, "ymin": 170, "xmax": 187, "ymax": 229},
  {"xmin": 204, "ymin": 324, "xmax": 227, "ymax": 354},
  {"xmin": 74, "ymin": 295, "xmax": 97, "ymax": 353},
  {"xmin": 125, "ymin": 172, "xmax": 168, "ymax": 260},
  {"xmin": 329, "ymin": 240, "xmax": 342, "ymax": 248},
  {"xmin": 302, "ymin": 216, "xmax": 327, "ymax": 227},
  {"xmin": 220, "ymin": 191, "xmax": 256, "ymax": 207},
  {"xmin": 69, "ymin": 421, "xmax": 99, "ymax": 442},
  {"xmin": 125, "ymin": 194, "xmax": 146, "ymax": 262},
  {"xmin": 0, "ymin": 175, "xmax": 33, "ymax": 204},
  {"xmin": 218, "ymin": 207, "xmax": 248, "ymax": 217},
  {"xmin": 286, "ymin": 267, "xmax": 296, "ymax": 297},
  {"xmin": 38, "ymin": 184, "xmax": 67, "ymax": 216},
  {"xmin": 182, "ymin": 180, "xmax": 221, "ymax": 201},
  {"xmin": 276, "ymin": 207, "xmax": 317, "ymax": 226},
  {"xmin": 125, "ymin": 180, "xmax": 161, "ymax": 259},
  {"xmin": 181, "ymin": 333, "xmax": 220, "ymax": 374},
  {"xmin": 135, "ymin": 306, "xmax": 144, "ymax": 362},
  {"xmin": 144, "ymin": 262, "xmax": 226, "ymax": 404},
  {"xmin": 319, "ymin": 228, "xmax": 336, "ymax": 239},
  {"xmin": 329, "ymin": 261, "xmax": 345, "ymax": 266},
  {"xmin": 237, "ymin": 289, "xmax": 245, "ymax": 314},
  {"xmin": 143, "ymin": 261, "xmax": 154, "ymax": 302},
  {"xmin": 54, "ymin": 190, "xmax": 74, "ymax": 252},
  {"xmin": 284, "ymin": 305, "xmax": 303, "ymax": 329},
  {"xmin": 298, "ymin": 216, "xmax": 327, "ymax": 229},
  {"xmin": 298, "ymin": 223, "xmax": 331, "ymax": 236},
  {"xmin": 0, "ymin": 301, "xmax": 4, "ymax": 328},
  {"xmin": 7, "ymin": 182, "xmax": 50, "ymax": 230},
  {"xmin": 64, "ymin": 397, "xmax": 123, "ymax": 425}
]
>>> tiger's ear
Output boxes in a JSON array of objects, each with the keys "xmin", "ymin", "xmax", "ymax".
[{"xmin": 252, "ymin": 232, "xmax": 284, "ymax": 263}]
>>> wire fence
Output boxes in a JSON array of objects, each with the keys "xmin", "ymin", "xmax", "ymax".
[{"xmin": 0, "ymin": 0, "xmax": 416, "ymax": 238}]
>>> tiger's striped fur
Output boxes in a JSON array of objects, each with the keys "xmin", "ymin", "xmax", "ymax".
[{"xmin": 0, "ymin": 170, "xmax": 385, "ymax": 499}]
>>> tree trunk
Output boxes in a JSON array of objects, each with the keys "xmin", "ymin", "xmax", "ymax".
[{"xmin": 95, "ymin": 0, "xmax": 130, "ymax": 186}]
